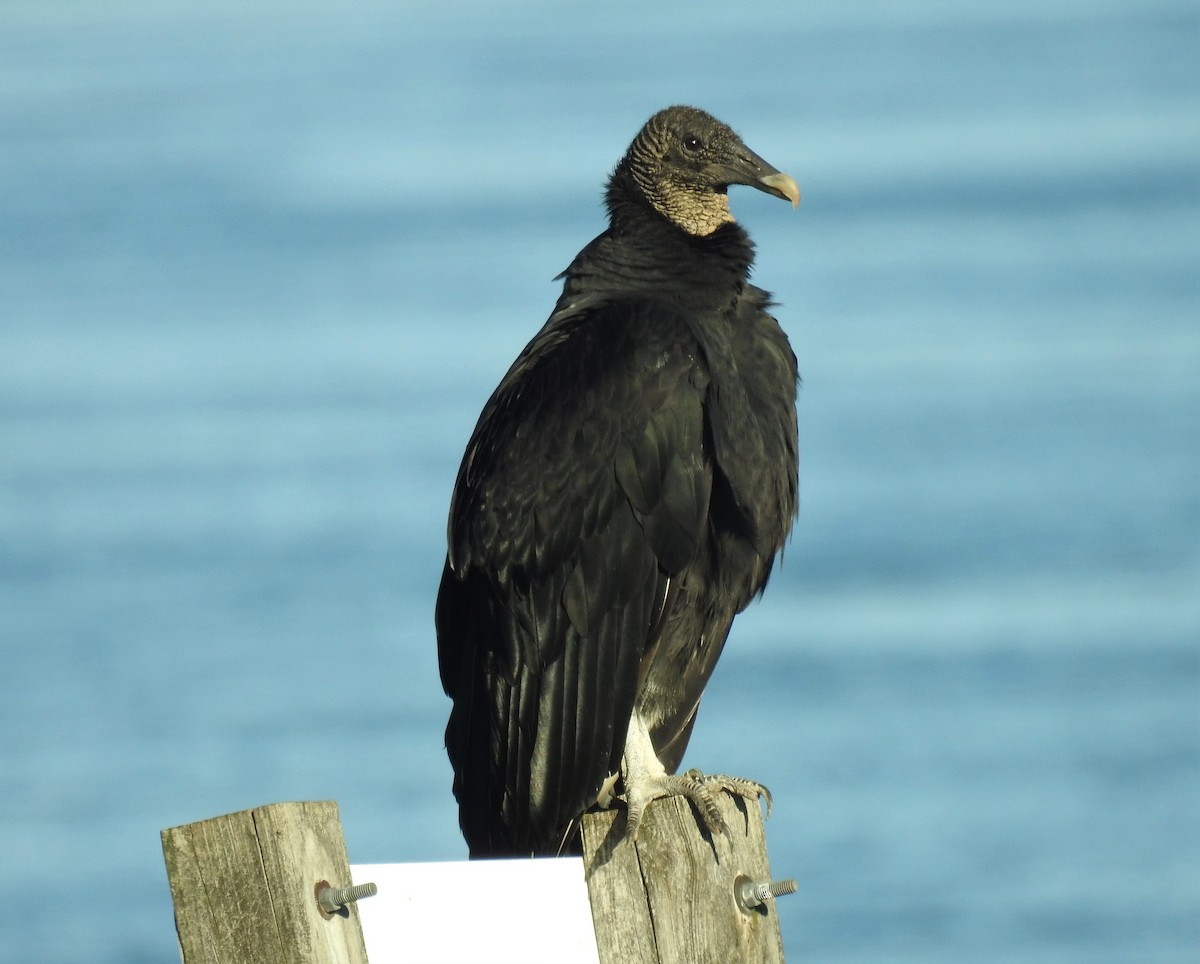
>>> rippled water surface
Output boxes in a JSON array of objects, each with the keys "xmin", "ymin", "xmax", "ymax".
[{"xmin": 2, "ymin": 1, "xmax": 1197, "ymax": 960}]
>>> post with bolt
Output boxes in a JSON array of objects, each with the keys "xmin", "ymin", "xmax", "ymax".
[
  {"xmin": 161, "ymin": 800, "xmax": 371, "ymax": 964},
  {"xmin": 581, "ymin": 790, "xmax": 793, "ymax": 963}
]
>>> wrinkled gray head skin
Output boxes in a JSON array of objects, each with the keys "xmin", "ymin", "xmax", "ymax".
[{"xmin": 614, "ymin": 105, "xmax": 800, "ymax": 236}]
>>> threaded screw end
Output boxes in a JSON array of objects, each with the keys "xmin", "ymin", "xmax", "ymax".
[
  {"xmin": 736, "ymin": 875, "xmax": 798, "ymax": 912},
  {"xmin": 317, "ymin": 881, "xmax": 378, "ymax": 914}
]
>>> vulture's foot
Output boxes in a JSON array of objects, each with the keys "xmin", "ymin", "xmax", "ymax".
[
  {"xmin": 623, "ymin": 767, "xmax": 771, "ymax": 841},
  {"xmin": 618, "ymin": 708, "xmax": 771, "ymax": 841}
]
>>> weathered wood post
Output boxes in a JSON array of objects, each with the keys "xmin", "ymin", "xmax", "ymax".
[
  {"xmin": 582, "ymin": 792, "xmax": 789, "ymax": 964},
  {"xmin": 161, "ymin": 800, "xmax": 370, "ymax": 964}
]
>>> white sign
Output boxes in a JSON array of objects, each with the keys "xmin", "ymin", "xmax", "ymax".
[{"xmin": 351, "ymin": 858, "xmax": 601, "ymax": 964}]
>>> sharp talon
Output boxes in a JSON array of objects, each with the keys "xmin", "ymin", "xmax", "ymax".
[
  {"xmin": 626, "ymin": 802, "xmax": 644, "ymax": 841},
  {"xmin": 596, "ymin": 771, "xmax": 621, "ymax": 808},
  {"xmin": 706, "ymin": 806, "xmax": 729, "ymax": 837}
]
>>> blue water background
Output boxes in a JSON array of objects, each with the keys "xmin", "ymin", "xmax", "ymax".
[{"xmin": 2, "ymin": 1, "xmax": 1197, "ymax": 960}]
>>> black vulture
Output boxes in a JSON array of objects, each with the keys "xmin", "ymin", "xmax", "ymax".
[{"xmin": 436, "ymin": 105, "xmax": 800, "ymax": 857}]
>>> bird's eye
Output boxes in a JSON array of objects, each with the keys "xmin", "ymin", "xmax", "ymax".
[{"xmin": 682, "ymin": 134, "xmax": 704, "ymax": 153}]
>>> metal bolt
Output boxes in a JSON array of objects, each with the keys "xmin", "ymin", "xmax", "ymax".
[
  {"xmin": 735, "ymin": 874, "xmax": 797, "ymax": 913},
  {"xmin": 315, "ymin": 880, "xmax": 378, "ymax": 915}
]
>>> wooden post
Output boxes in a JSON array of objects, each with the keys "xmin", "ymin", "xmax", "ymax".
[
  {"xmin": 161, "ymin": 800, "xmax": 370, "ymax": 964},
  {"xmin": 581, "ymin": 792, "xmax": 787, "ymax": 964}
]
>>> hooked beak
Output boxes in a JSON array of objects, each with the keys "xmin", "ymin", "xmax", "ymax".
[
  {"xmin": 728, "ymin": 145, "xmax": 801, "ymax": 207},
  {"xmin": 757, "ymin": 170, "xmax": 801, "ymax": 207}
]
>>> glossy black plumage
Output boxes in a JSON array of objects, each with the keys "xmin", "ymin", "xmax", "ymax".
[{"xmin": 436, "ymin": 106, "xmax": 800, "ymax": 856}]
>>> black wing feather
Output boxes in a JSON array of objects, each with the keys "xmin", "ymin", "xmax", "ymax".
[{"xmin": 437, "ymin": 297, "xmax": 712, "ymax": 855}]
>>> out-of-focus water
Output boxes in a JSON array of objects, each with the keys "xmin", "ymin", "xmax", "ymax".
[{"xmin": 1, "ymin": 1, "xmax": 1197, "ymax": 961}]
